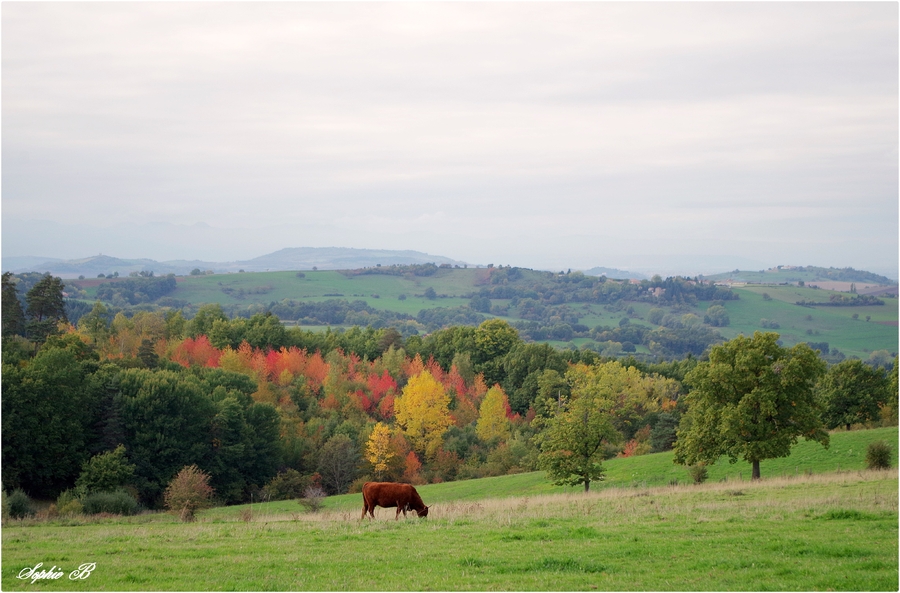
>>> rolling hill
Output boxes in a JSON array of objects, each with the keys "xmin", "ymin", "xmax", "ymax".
[{"xmin": 62, "ymin": 263, "xmax": 898, "ymax": 360}]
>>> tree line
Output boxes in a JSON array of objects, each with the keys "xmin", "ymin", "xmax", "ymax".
[{"xmin": 2, "ymin": 273, "xmax": 897, "ymax": 514}]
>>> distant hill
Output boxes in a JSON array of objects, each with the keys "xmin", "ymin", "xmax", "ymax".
[
  {"xmin": 3, "ymin": 248, "xmax": 468, "ymax": 278},
  {"xmin": 703, "ymin": 265, "xmax": 897, "ymax": 286},
  {"xmin": 582, "ymin": 266, "xmax": 648, "ymax": 280}
]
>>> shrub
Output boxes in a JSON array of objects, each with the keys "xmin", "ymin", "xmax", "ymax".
[
  {"xmin": 56, "ymin": 486, "xmax": 86, "ymax": 508},
  {"xmin": 82, "ymin": 490, "xmax": 139, "ymax": 516},
  {"xmin": 58, "ymin": 499, "xmax": 84, "ymax": 517},
  {"xmin": 164, "ymin": 465, "xmax": 214, "ymax": 522},
  {"xmin": 688, "ymin": 463, "xmax": 709, "ymax": 484},
  {"xmin": 76, "ymin": 446, "xmax": 137, "ymax": 494},
  {"xmin": 866, "ymin": 440, "xmax": 893, "ymax": 470},
  {"xmin": 262, "ymin": 469, "xmax": 313, "ymax": 501},
  {"xmin": 8, "ymin": 489, "xmax": 35, "ymax": 519},
  {"xmin": 298, "ymin": 485, "xmax": 326, "ymax": 513},
  {"xmin": 348, "ymin": 476, "xmax": 371, "ymax": 494}
]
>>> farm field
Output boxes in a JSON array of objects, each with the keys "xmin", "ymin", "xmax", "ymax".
[
  {"xmin": 73, "ymin": 268, "xmax": 898, "ymax": 359},
  {"xmin": 3, "ymin": 428, "xmax": 897, "ymax": 591},
  {"xmin": 716, "ymin": 286, "xmax": 898, "ymax": 358}
]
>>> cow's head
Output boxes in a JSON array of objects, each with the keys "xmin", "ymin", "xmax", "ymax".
[{"xmin": 417, "ymin": 505, "xmax": 429, "ymax": 518}]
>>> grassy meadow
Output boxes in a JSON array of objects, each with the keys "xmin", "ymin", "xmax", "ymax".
[
  {"xmin": 3, "ymin": 428, "xmax": 897, "ymax": 591},
  {"xmin": 719, "ymin": 286, "xmax": 898, "ymax": 357}
]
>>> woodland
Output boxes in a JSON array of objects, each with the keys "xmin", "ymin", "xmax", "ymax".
[{"xmin": 2, "ymin": 269, "xmax": 897, "ymax": 516}]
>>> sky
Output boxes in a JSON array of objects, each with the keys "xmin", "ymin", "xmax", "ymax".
[{"xmin": 2, "ymin": 2, "xmax": 898, "ymax": 277}]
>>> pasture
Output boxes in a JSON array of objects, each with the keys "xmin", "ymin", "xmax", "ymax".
[
  {"xmin": 3, "ymin": 428, "xmax": 897, "ymax": 591},
  {"xmin": 711, "ymin": 286, "xmax": 898, "ymax": 358},
  {"xmin": 3, "ymin": 472, "xmax": 896, "ymax": 591}
]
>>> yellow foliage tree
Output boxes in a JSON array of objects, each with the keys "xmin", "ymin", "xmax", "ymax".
[
  {"xmin": 365, "ymin": 422, "xmax": 395, "ymax": 480},
  {"xmin": 476, "ymin": 385, "xmax": 511, "ymax": 444},
  {"xmin": 394, "ymin": 370, "xmax": 453, "ymax": 460}
]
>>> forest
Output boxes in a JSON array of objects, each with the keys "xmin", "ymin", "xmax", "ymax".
[{"xmin": 3, "ymin": 271, "xmax": 897, "ymax": 516}]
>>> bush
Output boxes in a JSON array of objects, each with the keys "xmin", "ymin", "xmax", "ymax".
[
  {"xmin": 866, "ymin": 440, "xmax": 893, "ymax": 470},
  {"xmin": 688, "ymin": 463, "xmax": 709, "ymax": 484},
  {"xmin": 348, "ymin": 476, "xmax": 371, "ymax": 494},
  {"xmin": 263, "ymin": 469, "xmax": 314, "ymax": 501},
  {"xmin": 82, "ymin": 490, "xmax": 139, "ymax": 516},
  {"xmin": 58, "ymin": 499, "xmax": 84, "ymax": 517},
  {"xmin": 8, "ymin": 489, "xmax": 35, "ymax": 519},
  {"xmin": 298, "ymin": 486, "xmax": 326, "ymax": 513},
  {"xmin": 76, "ymin": 445, "xmax": 136, "ymax": 494},
  {"xmin": 164, "ymin": 465, "xmax": 214, "ymax": 522}
]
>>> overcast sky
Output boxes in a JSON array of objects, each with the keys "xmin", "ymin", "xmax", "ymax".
[{"xmin": 3, "ymin": 2, "xmax": 898, "ymax": 276}]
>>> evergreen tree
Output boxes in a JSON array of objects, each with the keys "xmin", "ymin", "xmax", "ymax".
[
  {"xmin": 1, "ymin": 272, "xmax": 26, "ymax": 338},
  {"xmin": 25, "ymin": 273, "xmax": 68, "ymax": 345}
]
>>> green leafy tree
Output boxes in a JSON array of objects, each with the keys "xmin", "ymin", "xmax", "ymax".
[
  {"xmin": 75, "ymin": 445, "xmax": 136, "ymax": 493},
  {"xmin": 537, "ymin": 382, "xmax": 619, "ymax": 492},
  {"xmin": 704, "ymin": 305, "xmax": 730, "ymax": 327},
  {"xmin": 187, "ymin": 304, "xmax": 228, "ymax": 339},
  {"xmin": 818, "ymin": 359, "xmax": 891, "ymax": 430},
  {"xmin": 116, "ymin": 368, "xmax": 217, "ymax": 505},
  {"xmin": 1, "ymin": 345, "xmax": 96, "ymax": 497},
  {"xmin": 502, "ymin": 342, "xmax": 567, "ymax": 415},
  {"xmin": 474, "ymin": 319, "xmax": 522, "ymax": 387},
  {"xmin": 674, "ymin": 332, "xmax": 828, "ymax": 480},
  {"xmin": 78, "ymin": 301, "xmax": 112, "ymax": 345}
]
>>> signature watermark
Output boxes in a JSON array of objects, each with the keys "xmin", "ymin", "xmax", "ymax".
[{"xmin": 17, "ymin": 563, "xmax": 96, "ymax": 584}]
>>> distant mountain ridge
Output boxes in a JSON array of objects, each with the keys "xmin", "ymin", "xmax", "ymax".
[
  {"xmin": 582, "ymin": 266, "xmax": 648, "ymax": 280},
  {"xmin": 2, "ymin": 248, "xmax": 467, "ymax": 278}
]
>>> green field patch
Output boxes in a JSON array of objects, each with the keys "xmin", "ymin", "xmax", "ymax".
[
  {"xmin": 496, "ymin": 557, "xmax": 608, "ymax": 574},
  {"xmin": 816, "ymin": 508, "xmax": 884, "ymax": 521}
]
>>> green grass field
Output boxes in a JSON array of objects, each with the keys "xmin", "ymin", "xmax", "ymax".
[
  {"xmin": 76, "ymin": 269, "xmax": 898, "ymax": 358},
  {"xmin": 715, "ymin": 287, "xmax": 898, "ymax": 358},
  {"xmin": 3, "ymin": 428, "xmax": 897, "ymax": 591}
]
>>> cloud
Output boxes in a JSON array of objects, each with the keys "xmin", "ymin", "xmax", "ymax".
[{"xmin": 2, "ymin": 2, "xmax": 896, "ymax": 274}]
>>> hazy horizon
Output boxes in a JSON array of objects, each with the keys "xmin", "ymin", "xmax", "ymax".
[{"xmin": 3, "ymin": 3, "xmax": 898, "ymax": 277}]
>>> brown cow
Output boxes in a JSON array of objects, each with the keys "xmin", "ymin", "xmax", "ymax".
[{"xmin": 361, "ymin": 482, "xmax": 429, "ymax": 520}]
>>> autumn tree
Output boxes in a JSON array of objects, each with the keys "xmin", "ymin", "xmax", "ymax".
[
  {"xmin": 365, "ymin": 422, "xmax": 395, "ymax": 480},
  {"xmin": 674, "ymin": 332, "xmax": 828, "ymax": 480},
  {"xmin": 476, "ymin": 385, "xmax": 512, "ymax": 444},
  {"xmin": 164, "ymin": 464, "xmax": 214, "ymax": 522},
  {"xmin": 394, "ymin": 370, "xmax": 453, "ymax": 460}
]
